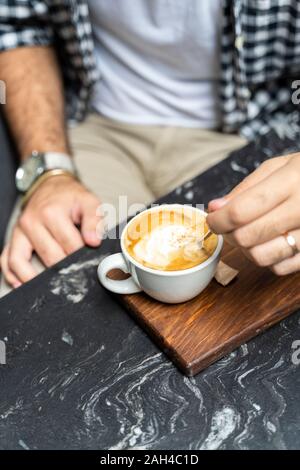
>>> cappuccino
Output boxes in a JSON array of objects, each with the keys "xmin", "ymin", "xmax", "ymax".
[{"xmin": 124, "ymin": 206, "xmax": 218, "ymax": 271}]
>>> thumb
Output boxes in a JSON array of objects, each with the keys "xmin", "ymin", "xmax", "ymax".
[{"xmin": 79, "ymin": 194, "xmax": 102, "ymax": 247}]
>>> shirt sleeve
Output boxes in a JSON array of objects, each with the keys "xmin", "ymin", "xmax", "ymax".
[{"xmin": 0, "ymin": 1, "xmax": 53, "ymax": 52}]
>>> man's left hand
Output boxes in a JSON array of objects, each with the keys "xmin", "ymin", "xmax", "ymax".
[{"xmin": 207, "ymin": 153, "xmax": 300, "ymax": 276}]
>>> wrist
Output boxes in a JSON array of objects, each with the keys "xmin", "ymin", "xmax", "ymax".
[
  {"xmin": 20, "ymin": 145, "xmax": 71, "ymax": 163},
  {"xmin": 21, "ymin": 169, "xmax": 78, "ymax": 209}
]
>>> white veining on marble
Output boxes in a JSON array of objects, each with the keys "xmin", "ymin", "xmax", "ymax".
[
  {"xmin": 0, "ymin": 399, "xmax": 23, "ymax": 420},
  {"xmin": 18, "ymin": 439, "xmax": 30, "ymax": 450},
  {"xmin": 29, "ymin": 297, "xmax": 45, "ymax": 313},
  {"xmin": 200, "ymin": 407, "xmax": 239, "ymax": 450},
  {"xmin": 86, "ymin": 352, "xmax": 167, "ymax": 450},
  {"xmin": 183, "ymin": 377, "xmax": 204, "ymax": 412},
  {"xmin": 184, "ymin": 190, "xmax": 194, "ymax": 201},
  {"xmin": 59, "ymin": 257, "xmax": 101, "ymax": 275},
  {"xmin": 237, "ymin": 367, "xmax": 256, "ymax": 388},
  {"xmin": 240, "ymin": 344, "xmax": 248, "ymax": 357},
  {"xmin": 61, "ymin": 330, "xmax": 74, "ymax": 346},
  {"xmin": 230, "ymin": 161, "xmax": 248, "ymax": 174},
  {"xmin": 49, "ymin": 256, "xmax": 105, "ymax": 304}
]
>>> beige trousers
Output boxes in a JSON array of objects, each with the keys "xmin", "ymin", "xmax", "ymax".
[{"xmin": 0, "ymin": 113, "xmax": 246, "ymax": 297}]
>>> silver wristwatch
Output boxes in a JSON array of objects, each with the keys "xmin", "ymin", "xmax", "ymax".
[{"xmin": 16, "ymin": 151, "xmax": 77, "ymax": 193}]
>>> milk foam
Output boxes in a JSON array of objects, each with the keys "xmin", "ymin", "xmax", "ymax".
[{"xmin": 133, "ymin": 224, "xmax": 197, "ymax": 269}]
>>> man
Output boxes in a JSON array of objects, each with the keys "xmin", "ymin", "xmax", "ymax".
[{"xmin": 1, "ymin": 0, "xmax": 300, "ymax": 298}]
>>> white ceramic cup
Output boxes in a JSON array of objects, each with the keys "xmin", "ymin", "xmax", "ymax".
[{"xmin": 98, "ymin": 204, "xmax": 223, "ymax": 304}]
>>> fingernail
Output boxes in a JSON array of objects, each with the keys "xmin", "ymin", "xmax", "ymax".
[
  {"xmin": 208, "ymin": 198, "xmax": 228, "ymax": 211},
  {"xmin": 85, "ymin": 231, "xmax": 101, "ymax": 246},
  {"xmin": 13, "ymin": 281, "xmax": 21, "ymax": 288}
]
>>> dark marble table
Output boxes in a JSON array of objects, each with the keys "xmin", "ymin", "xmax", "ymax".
[{"xmin": 1, "ymin": 131, "xmax": 300, "ymax": 450}]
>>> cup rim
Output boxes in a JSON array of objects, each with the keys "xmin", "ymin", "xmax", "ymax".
[{"xmin": 120, "ymin": 203, "xmax": 223, "ymax": 277}]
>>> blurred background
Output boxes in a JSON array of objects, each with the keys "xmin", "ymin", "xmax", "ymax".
[{"xmin": 0, "ymin": 113, "xmax": 17, "ymax": 251}]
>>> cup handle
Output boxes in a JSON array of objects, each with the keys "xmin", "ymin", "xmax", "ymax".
[{"xmin": 97, "ymin": 253, "xmax": 142, "ymax": 294}]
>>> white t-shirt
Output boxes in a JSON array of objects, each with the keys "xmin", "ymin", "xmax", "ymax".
[{"xmin": 88, "ymin": 0, "xmax": 222, "ymax": 128}]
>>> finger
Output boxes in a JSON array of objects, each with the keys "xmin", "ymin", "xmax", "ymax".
[
  {"xmin": 0, "ymin": 244, "xmax": 22, "ymax": 288},
  {"xmin": 79, "ymin": 195, "xmax": 102, "ymax": 247},
  {"xmin": 271, "ymin": 252, "xmax": 300, "ymax": 276},
  {"xmin": 23, "ymin": 223, "xmax": 66, "ymax": 267},
  {"xmin": 230, "ymin": 198, "xmax": 300, "ymax": 248},
  {"xmin": 8, "ymin": 227, "xmax": 37, "ymax": 283},
  {"xmin": 246, "ymin": 229, "xmax": 300, "ymax": 267},
  {"xmin": 208, "ymin": 157, "xmax": 288, "ymax": 212},
  {"xmin": 207, "ymin": 163, "xmax": 293, "ymax": 234},
  {"xmin": 45, "ymin": 213, "xmax": 84, "ymax": 255}
]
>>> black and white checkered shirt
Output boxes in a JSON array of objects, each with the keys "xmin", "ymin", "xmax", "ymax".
[{"xmin": 1, "ymin": 0, "xmax": 300, "ymax": 140}]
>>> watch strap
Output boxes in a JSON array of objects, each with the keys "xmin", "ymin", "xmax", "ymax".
[{"xmin": 43, "ymin": 152, "xmax": 76, "ymax": 175}]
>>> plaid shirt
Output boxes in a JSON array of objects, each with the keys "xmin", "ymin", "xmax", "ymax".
[{"xmin": 1, "ymin": 0, "xmax": 300, "ymax": 140}]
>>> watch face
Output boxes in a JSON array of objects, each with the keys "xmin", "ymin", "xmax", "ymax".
[{"xmin": 16, "ymin": 153, "xmax": 44, "ymax": 192}]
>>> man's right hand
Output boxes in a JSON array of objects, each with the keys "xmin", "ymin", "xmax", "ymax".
[{"xmin": 0, "ymin": 174, "xmax": 102, "ymax": 288}]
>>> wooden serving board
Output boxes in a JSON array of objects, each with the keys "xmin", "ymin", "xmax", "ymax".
[{"xmin": 110, "ymin": 244, "xmax": 300, "ymax": 376}]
